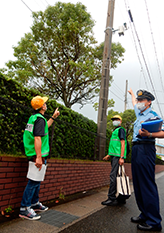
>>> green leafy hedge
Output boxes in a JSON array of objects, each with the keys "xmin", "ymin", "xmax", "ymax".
[{"xmin": 0, "ymin": 73, "xmax": 111, "ymax": 160}]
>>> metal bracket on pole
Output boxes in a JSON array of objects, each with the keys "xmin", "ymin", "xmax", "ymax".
[{"xmin": 104, "ymin": 27, "xmax": 112, "ymax": 35}]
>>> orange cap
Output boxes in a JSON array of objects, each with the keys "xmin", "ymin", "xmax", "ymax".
[{"xmin": 31, "ymin": 95, "xmax": 48, "ymax": 110}]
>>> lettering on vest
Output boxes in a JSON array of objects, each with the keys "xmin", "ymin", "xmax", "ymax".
[{"xmin": 25, "ymin": 124, "xmax": 33, "ymax": 133}]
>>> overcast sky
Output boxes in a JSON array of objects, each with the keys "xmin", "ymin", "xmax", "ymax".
[{"xmin": 1, "ymin": 0, "xmax": 164, "ymax": 124}]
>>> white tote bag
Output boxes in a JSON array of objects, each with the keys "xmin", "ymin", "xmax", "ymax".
[
  {"xmin": 27, "ymin": 161, "xmax": 47, "ymax": 182},
  {"xmin": 116, "ymin": 165, "xmax": 131, "ymax": 199}
]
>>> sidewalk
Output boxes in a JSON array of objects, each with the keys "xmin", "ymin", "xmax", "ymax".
[
  {"xmin": 0, "ymin": 185, "xmax": 111, "ymax": 233},
  {"xmin": 0, "ymin": 172, "xmax": 164, "ymax": 233}
]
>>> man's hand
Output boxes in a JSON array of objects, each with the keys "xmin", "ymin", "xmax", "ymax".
[
  {"xmin": 53, "ymin": 108, "xmax": 60, "ymax": 119},
  {"xmin": 119, "ymin": 158, "xmax": 124, "ymax": 166},
  {"xmin": 139, "ymin": 128, "xmax": 150, "ymax": 137},
  {"xmin": 48, "ymin": 107, "xmax": 60, "ymax": 128},
  {"xmin": 103, "ymin": 155, "xmax": 110, "ymax": 161},
  {"xmin": 35, "ymin": 157, "xmax": 43, "ymax": 171}
]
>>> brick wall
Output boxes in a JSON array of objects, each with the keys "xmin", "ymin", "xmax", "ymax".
[{"xmin": 0, "ymin": 156, "xmax": 164, "ymax": 212}]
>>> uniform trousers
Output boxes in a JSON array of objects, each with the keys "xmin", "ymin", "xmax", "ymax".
[
  {"xmin": 132, "ymin": 143, "xmax": 162, "ymax": 227},
  {"xmin": 108, "ymin": 156, "xmax": 120, "ymax": 200}
]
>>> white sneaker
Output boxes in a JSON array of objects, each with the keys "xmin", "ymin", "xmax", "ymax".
[
  {"xmin": 31, "ymin": 202, "xmax": 48, "ymax": 212},
  {"xmin": 19, "ymin": 207, "xmax": 41, "ymax": 220}
]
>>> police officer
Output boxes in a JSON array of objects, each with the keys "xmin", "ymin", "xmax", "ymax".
[{"xmin": 128, "ymin": 88, "xmax": 162, "ymax": 231}]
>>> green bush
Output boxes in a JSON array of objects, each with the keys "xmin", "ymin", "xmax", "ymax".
[
  {"xmin": 0, "ymin": 73, "xmax": 37, "ymax": 154},
  {"xmin": 155, "ymin": 155, "xmax": 164, "ymax": 165},
  {"xmin": 0, "ymin": 73, "xmax": 111, "ymax": 160}
]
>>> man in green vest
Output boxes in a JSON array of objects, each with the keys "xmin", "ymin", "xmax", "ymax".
[
  {"xmin": 101, "ymin": 115, "xmax": 127, "ymax": 206},
  {"xmin": 19, "ymin": 95, "xmax": 60, "ymax": 220}
]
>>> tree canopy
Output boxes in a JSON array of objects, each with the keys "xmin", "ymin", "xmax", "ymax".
[
  {"xmin": 2, "ymin": 2, "xmax": 125, "ymax": 108},
  {"xmin": 93, "ymin": 99, "xmax": 115, "ymax": 111}
]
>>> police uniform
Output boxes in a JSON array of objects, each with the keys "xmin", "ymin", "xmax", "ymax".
[{"xmin": 132, "ymin": 90, "xmax": 162, "ymax": 229}]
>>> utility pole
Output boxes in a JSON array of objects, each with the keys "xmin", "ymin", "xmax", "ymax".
[
  {"xmin": 97, "ymin": 0, "xmax": 115, "ymax": 160},
  {"xmin": 124, "ymin": 80, "xmax": 128, "ymax": 111}
]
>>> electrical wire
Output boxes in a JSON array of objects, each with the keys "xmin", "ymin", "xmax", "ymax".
[
  {"xmin": 110, "ymin": 89, "xmax": 124, "ymax": 102},
  {"xmin": 39, "ymin": 0, "xmax": 48, "ymax": 8},
  {"xmin": 44, "ymin": 0, "xmax": 49, "ymax": 5},
  {"xmin": 33, "ymin": 0, "xmax": 45, "ymax": 11},
  {"xmin": 112, "ymin": 82, "xmax": 125, "ymax": 96},
  {"xmin": 144, "ymin": 0, "xmax": 164, "ymax": 94},
  {"xmin": 125, "ymin": 4, "xmax": 163, "ymax": 118},
  {"xmin": 21, "ymin": 0, "xmax": 48, "ymax": 13},
  {"xmin": 123, "ymin": 0, "xmax": 149, "ymax": 90},
  {"xmin": 21, "ymin": 0, "xmax": 33, "ymax": 12}
]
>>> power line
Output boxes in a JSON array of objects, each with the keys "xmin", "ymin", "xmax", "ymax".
[
  {"xmin": 112, "ymin": 82, "xmax": 125, "ymax": 95},
  {"xmin": 21, "ymin": 0, "xmax": 33, "ymax": 13},
  {"xmin": 21, "ymin": 0, "xmax": 48, "ymax": 13},
  {"xmin": 127, "ymin": 8, "xmax": 163, "ymax": 119},
  {"xmin": 33, "ymin": 0, "xmax": 45, "ymax": 11},
  {"xmin": 44, "ymin": 0, "xmax": 49, "ymax": 5},
  {"xmin": 158, "ymin": 29, "xmax": 164, "ymax": 73},
  {"xmin": 40, "ymin": 0, "xmax": 48, "ymax": 7},
  {"xmin": 124, "ymin": 0, "xmax": 164, "ymax": 118},
  {"xmin": 144, "ymin": 0, "xmax": 164, "ymax": 94},
  {"xmin": 110, "ymin": 89, "xmax": 124, "ymax": 102},
  {"xmin": 123, "ymin": 0, "xmax": 149, "ymax": 90}
]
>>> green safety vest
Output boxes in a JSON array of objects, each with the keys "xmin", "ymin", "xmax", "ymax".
[
  {"xmin": 23, "ymin": 113, "xmax": 49, "ymax": 157},
  {"xmin": 108, "ymin": 127, "xmax": 127, "ymax": 158}
]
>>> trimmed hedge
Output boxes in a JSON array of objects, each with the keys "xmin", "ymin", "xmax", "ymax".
[{"xmin": 0, "ymin": 73, "xmax": 111, "ymax": 160}]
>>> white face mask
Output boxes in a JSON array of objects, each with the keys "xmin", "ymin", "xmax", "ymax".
[
  {"xmin": 113, "ymin": 120, "xmax": 120, "ymax": 127},
  {"xmin": 42, "ymin": 103, "xmax": 47, "ymax": 111},
  {"xmin": 136, "ymin": 102, "xmax": 146, "ymax": 111}
]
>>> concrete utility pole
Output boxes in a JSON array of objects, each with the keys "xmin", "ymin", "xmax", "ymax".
[
  {"xmin": 124, "ymin": 80, "xmax": 128, "ymax": 111},
  {"xmin": 97, "ymin": 0, "xmax": 115, "ymax": 160}
]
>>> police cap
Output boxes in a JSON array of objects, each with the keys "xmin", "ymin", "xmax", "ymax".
[{"xmin": 136, "ymin": 90, "xmax": 155, "ymax": 101}]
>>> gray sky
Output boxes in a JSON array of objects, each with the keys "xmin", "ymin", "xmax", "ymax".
[{"xmin": 1, "ymin": 0, "xmax": 164, "ymax": 123}]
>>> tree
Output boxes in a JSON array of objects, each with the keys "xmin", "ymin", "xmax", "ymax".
[
  {"xmin": 93, "ymin": 99, "xmax": 115, "ymax": 111},
  {"xmin": 121, "ymin": 109, "xmax": 136, "ymax": 140},
  {"xmin": 2, "ymin": 2, "xmax": 125, "ymax": 108},
  {"xmin": 95, "ymin": 42, "xmax": 125, "ymax": 69}
]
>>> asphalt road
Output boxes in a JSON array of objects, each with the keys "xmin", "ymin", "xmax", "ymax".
[{"xmin": 59, "ymin": 175, "xmax": 164, "ymax": 233}]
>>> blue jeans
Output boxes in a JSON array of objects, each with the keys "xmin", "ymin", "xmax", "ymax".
[{"xmin": 21, "ymin": 179, "xmax": 41, "ymax": 207}]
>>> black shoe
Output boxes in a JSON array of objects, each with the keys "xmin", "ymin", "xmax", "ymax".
[
  {"xmin": 101, "ymin": 199, "xmax": 118, "ymax": 206},
  {"xmin": 137, "ymin": 223, "xmax": 162, "ymax": 231},
  {"xmin": 131, "ymin": 216, "xmax": 145, "ymax": 224},
  {"xmin": 117, "ymin": 199, "xmax": 126, "ymax": 204}
]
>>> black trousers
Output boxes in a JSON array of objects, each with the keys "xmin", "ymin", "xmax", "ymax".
[
  {"xmin": 132, "ymin": 144, "xmax": 162, "ymax": 227},
  {"xmin": 108, "ymin": 156, "xmax": 120, "ymax": 200}
]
